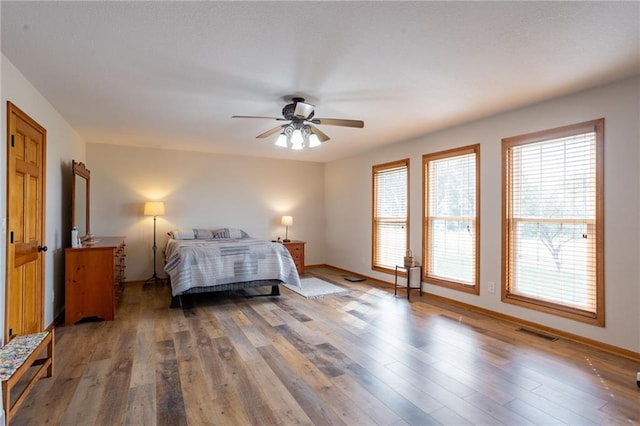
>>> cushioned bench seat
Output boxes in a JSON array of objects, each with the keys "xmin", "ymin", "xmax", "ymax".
[{"xmin": 1, "ymin": 331, "xmax": 54, "ymax": 425}]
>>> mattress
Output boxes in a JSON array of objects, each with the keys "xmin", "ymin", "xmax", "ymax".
[{"xmin": 164, "ymin": 237, "xmax": 301, "ymax": 296}]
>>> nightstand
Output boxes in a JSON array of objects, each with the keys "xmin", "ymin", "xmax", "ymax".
[{"xmin": 283, "ymin": 240, "xmax": 305, "ymax": 275}]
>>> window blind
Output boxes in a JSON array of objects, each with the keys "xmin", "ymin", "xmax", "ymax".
[
  {"xmin": 424, "ymin": 145, "xmax": 478, "ymax": 290},
  {"xmin": 503, "ymin": 119, "xmax": 603, "ymax": 324},
  {"xmin": 373, "ymin": 160, "xmax": 408, "ymax": 271}
]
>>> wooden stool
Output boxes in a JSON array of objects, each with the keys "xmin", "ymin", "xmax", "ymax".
[{"xmin": 394, "ymin": 265, "xmax": 423, "ymax": 300}]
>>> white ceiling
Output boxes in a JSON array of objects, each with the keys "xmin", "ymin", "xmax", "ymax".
[{"xmin": 2, "ymin": 1, "xmax": 639, "ymax": 163}]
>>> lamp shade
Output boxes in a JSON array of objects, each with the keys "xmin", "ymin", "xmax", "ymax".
[
  {"xmin": 144, "ymin": 201, "xmax": 165, "ymax": 216},
  {"xmin": 281, "ymin": 215, "xmax": 293, "ymax": 226}
]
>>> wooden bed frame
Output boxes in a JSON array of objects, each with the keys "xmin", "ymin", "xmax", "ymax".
[{"xmin": 168, "ymin": 278, "xmax": 281, "ymax": 308}]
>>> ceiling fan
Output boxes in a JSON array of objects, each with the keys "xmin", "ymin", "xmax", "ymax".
[{"xmin": 232, "ymin": 97, "xmax": 364, "ymax": 149}]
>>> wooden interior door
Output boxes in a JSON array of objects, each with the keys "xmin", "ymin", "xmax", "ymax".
[{"xmin": 5, "ymin": 101, "xmax": 47, "ymax": 341}]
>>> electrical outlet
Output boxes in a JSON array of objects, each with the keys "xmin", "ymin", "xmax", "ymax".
[{"xmin": 488, "ymin": 281, "xmax": 496, "ymax": 294}]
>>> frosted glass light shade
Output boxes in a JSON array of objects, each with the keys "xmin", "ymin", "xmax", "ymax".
[
  {"xmin": 308, "ymin": 134, "xmax": 321, "ymax": 148},
  {"xmin": 144, "ymin": 201, "xmax": 165, "ymax": 216},
  {"xmin": 275, "ymin": 133, "xmax": 288, "ymax": 147},
  {"xmin": 291, "ymin": 129, "xmax": 303, "ymax": 144}
]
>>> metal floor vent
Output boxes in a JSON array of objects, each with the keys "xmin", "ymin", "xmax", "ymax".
[{"xmin": 516, "ymin": 327, "xmax": 558, "ymax": 342}]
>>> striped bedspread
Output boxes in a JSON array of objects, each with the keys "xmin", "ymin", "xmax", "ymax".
[{"xmin": 164, "ymin": 238, "xmax": 301, "ymax": 296}]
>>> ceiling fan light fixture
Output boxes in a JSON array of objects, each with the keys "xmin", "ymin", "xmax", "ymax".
[
  {"xmin": 308, "ymin": 134, "xmax": 321, "ymax": 148},
  {"xmin": 233, "ymin": 97, "xmax": 364, "ymax": 151},
  {"xmin": 275, "ymin": 133, "xmax": 288, "ymax": 148},
  {"xmin": 291, "ymin": 128, "xmax": 304, "ymax": 145}
]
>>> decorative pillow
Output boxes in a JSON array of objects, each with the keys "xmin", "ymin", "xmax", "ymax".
[
  {"xmin": 211, "ymin": 228, "xmax": 230, "ymax": 239},
  {"xmin": 194, "ymin": 229, "xmax": 214, "ymax": 239},
  {"xmin": 229, "ymin": 228, "xmax": 249, "ymax": 239},
  {"xmin": 168, "ymin": 229, "xmax": 195, "ymax": 240},
  {"xmin": 211, "ymin": 228, "xmax": 249, "ymax": 239}
]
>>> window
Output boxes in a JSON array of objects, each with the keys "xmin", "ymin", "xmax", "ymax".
[
  {"xmin": 423, "ymin": 145, "xmax": 479, "ymax": 294},
  {"xmin": 502, "ymin": 119, "xmax": 604, "ymax": 326},
  {"xmin": 372, "ymin": 159, "xmax": 409, "ymax": 273}
]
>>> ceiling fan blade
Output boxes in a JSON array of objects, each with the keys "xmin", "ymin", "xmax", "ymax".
[
  {"xmin": 311, "ymin": 118, "xmax": 364, "ymax": 128},
  {"xmin": 232, "ymin": 115, "xmax": 288, "ymax": 121},
  {"xmin": 309, "ymin": 125, "xmax": 330, "ymax": 142},
  {"xmin": 256, "ymin": 125, "xmax": 286, "ymax": 138}
]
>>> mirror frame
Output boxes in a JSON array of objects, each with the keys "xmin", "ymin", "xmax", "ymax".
[{"xmin": 71, "ymin": 160, "xmax": 93, "ymax": 242}]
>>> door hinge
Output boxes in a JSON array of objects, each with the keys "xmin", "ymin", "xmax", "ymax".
[
  {"xmin": 10, "ymin": 231, "xmax": 14, "ymax": 244},
  {"xmin": 11, "ymin": 134, "xmax": 15, "ymax": 147},
  {"xmin": 9, "ymin": 328, "xmax": 13, "ymax": 337}
]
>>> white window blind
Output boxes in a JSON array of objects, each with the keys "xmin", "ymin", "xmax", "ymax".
[
  {"xmin": 373, "ymin": 160, "xmax": 408, "ymax": 271},
  {"xmin": 503, "ymin": 119, "xmax": 603, "ymax": 324},
  {"xmin": 424, "ymin": 145, "xmax": 478, "ymax": 291}
]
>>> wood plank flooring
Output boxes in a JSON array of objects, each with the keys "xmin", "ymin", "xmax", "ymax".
[{"xmin": 10, "ymin": 266, "xmax": 640, "ymax": 425}]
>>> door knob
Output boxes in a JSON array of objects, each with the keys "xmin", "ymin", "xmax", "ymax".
[{"xmin": 38, "ymin": 245, "xmax": 48, "ymax": 252}]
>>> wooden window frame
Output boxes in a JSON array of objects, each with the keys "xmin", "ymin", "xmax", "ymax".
[
  {"xmin": 501, "ymin": 119, "xmax": 604, "ymax": 326},
  {"xmin": 372, "ymin": 159, "xmax": 410, "ymax": 275},
  {"xmin": 422, "ymin": 144, "xmax": 480, "ymax": 294}
]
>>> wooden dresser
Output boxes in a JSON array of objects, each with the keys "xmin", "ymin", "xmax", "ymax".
[
  {"xmin": 283, "ymin": 240, "xmax": 305, "ymax": 275},
  {"xmin": 64, "ymin": 236, "xmax": 126, "ymax": 325}
]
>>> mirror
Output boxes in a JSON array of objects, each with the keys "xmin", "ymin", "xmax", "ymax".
[{"xmin": 71, "ymin": 160, "xmax": 93, "ymax": 243}]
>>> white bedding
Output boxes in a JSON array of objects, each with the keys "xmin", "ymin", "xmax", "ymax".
[{"xmin": 164, "ymin": 238, "xmax": 301, "ymax": 296}]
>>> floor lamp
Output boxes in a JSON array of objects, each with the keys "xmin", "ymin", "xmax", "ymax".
[{"xmin": 144, "ymin": 201, "xmax": 165, "ymax": 286}]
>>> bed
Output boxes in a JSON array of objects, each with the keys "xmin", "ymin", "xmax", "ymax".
[{"xmin": 163, "ymin": 228, "xmax": 301, "ymax": 307}]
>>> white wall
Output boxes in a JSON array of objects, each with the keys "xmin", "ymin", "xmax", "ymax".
[
  {"xmin": 87, "ymin": 143, "xmax": 326, "ymax": 281},
  {"xmin": 325, "ymin": 76, "xmax": 640, "ymax": 353},
  {"xmin": 0, "ymin": 54, "xmax": 86, "ymax": 341}
]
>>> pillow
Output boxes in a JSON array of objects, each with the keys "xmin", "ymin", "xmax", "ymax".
[
  {"xmin": 229, "ymin": 228, "xmax": 249, "ymax": 239},
  {"xmin": 211, "ymin": 228, "xmax": 230, "ymax": 239},
  {"xmin": 212, "ymin": 228, "xmax": 249, "ymax": 239},
  {"xmin": 194, "ymin": 229, "xmax": 214, "ymax": 239},
  {"xmin": 168, "ymin": 229, "xmax": 195, "ymax": 240}
]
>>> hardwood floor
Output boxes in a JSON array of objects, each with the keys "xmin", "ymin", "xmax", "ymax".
[{"xmin": 11, "ymin": 266, "xmax": 640, "ymax": 425}]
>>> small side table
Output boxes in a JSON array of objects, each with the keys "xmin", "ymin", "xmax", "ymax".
[
  {"xmin": 282, "ymin": 240, "xmax": 306, "ymax": 275},
  {"xmin": 394, "ymin": 265, "xmax": 423, "ymax": 300}
]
